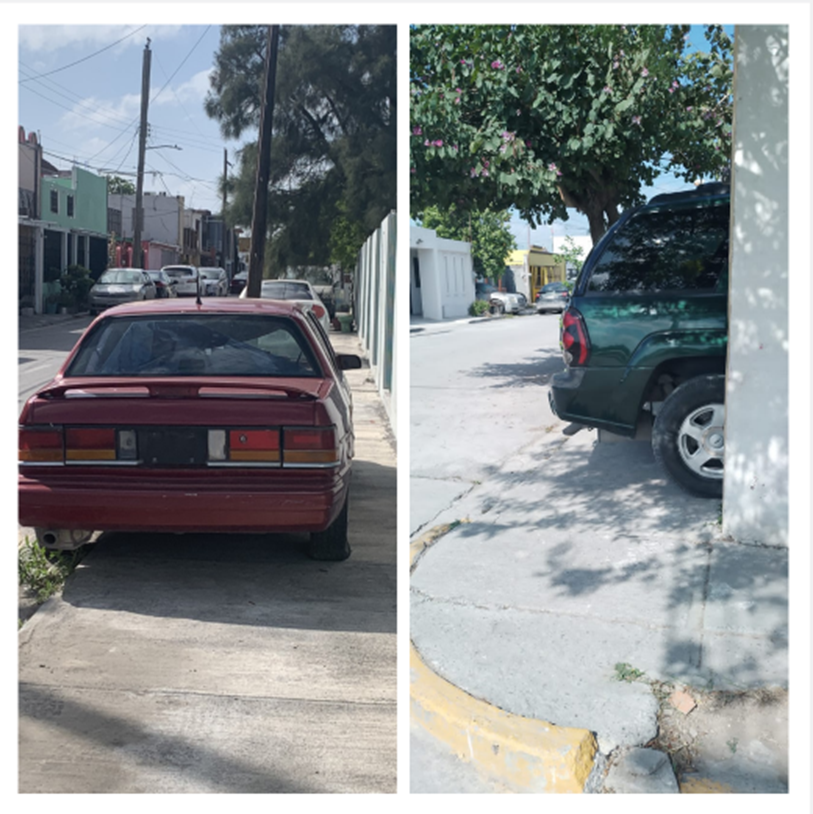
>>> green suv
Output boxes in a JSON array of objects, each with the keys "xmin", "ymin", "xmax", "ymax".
[{"xmin": 548, "ymin": 183, "xmax": 729, "ymax": 498}]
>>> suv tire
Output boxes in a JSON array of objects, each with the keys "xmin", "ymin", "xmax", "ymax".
[
  {"xmin": 306, "ymin": 494, "xmax": 351, "ymax": 561},
  {"xmin": 652, "ymin": 375, "xmax": 725, "ymax": 499},
  {"xmin": 489, "ymin": 300, "xmax": 504, "ymax": 315}
]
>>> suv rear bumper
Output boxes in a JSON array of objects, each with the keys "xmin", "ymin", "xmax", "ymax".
[{"xmin": 549, "ymin": 367, "xmax": 639, "ymax": 437}]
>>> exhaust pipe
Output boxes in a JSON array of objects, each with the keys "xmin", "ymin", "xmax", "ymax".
[{"xmin": 35, "ymin": 528, "xmax": 94, "ymax": 551}]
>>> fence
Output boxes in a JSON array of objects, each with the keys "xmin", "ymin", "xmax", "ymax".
[{"xmin": 354, "ymin": 211, "xmax": 397, "ymax": 436}]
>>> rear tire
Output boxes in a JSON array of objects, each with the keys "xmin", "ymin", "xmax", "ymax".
[
  {"xmin": 489, "ymin": 300, "xmax": 504, "ymax": 315},
  {"xmin": 306, "ymin": 495, "xmax": 350, "ymax": 561},
  {"xmin": 652, "ymin": 375, "xmax": 725, "ymax": 498}
]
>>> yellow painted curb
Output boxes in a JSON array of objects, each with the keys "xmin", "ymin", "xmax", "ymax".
[
  {"xmin": 410, "ymin": 523, "xmax": 598, "ymax": 793},
  {"xmin": 679, "ymin": 777, "xmax": 734, "ymax": 793},
  {"xmin": 411, "ymin": 644, "xmax": 597, "ymax": 792}
]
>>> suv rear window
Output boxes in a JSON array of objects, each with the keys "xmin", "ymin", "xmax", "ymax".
[
  {"xmin": 587, "ymin": 202, "xmax": 729, "ymax": 293},
  {"xmin": 66, "ymin": 314, "xmax": 322, "ymax": 378}
]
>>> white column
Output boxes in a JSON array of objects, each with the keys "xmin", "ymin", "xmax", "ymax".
[{"xmin": 723, "ymin": 26, "xmax": 789, "ymax": 546}]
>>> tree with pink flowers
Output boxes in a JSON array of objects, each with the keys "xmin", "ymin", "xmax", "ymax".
[{"xmin": 410, "ymin": 25, "xmax": 732, "ymax": 244}]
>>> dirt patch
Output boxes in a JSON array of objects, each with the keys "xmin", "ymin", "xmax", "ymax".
[{"xmin": 647, "ymin": 683, "xmax": 788, "ymax": 793}]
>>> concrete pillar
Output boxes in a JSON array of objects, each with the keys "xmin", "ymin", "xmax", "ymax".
[{"xmin": 723, "ymin": 26, "xmax": 789, "ymax": 546}]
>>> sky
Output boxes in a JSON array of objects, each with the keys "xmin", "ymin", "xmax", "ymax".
[{"xmin": 19, "ymin": 25, "xmax": 235, "ymax": 215}]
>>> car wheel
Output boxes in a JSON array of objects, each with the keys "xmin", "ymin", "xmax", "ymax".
[
  {"xmin": 652, "ymin": 375, "xmax": 725, "ymax": 498},
  {"xmin": 306, "ymin": 494, "xmax": 351, "ymax": 561},
  {"xmin": 489, "ymin": 300, "xmax": 504, "ymax": 315}
]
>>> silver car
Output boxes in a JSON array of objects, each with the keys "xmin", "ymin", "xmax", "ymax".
[
  {"xmin": 198, "ymin": 267, "xmax": 228, "ymax": 297},
  {"xmin": 240, "ymin": 278, "xmax": 332, "ymax": 333},
  {"xmin": 161, "ymin": 265, "xmax": 200, "ymax": 297},
  {"xmin": 89, "ymin": 268, "xmax": 156, "ymax": 315}
]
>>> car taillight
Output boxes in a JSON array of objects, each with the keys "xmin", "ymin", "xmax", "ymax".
[
  {"xmin": 228, "ymin": 429, "xmax": 280, "ymax": 463},
  {"xmin": 311, "ymin": 303, "xmax": 325, "ymax": 319},
  {"xmin": 19, "ymin": 427, "xmax": 63, "ymax": 463},
  {"xmin": 65, "ymin": 427, "xmax": 117, "ymax": 461},
  {"xmin": 561, "ymin": 307, "xmax": 590, "ymax": 367},
  {"xmin": 283, "ymin": 427, "xmax": 338, "ymax": 466}
]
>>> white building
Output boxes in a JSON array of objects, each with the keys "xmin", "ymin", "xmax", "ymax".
[{"xmin": 409, "ymin": 225, "xmax": 475, "ymax": 320}]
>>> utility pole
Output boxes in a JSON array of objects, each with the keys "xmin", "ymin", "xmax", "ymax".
[
  {"xmin": 247, "ymin": 25, "xmax": 280, "ymax": 298},
  {"xmin": 222, "ymin": 148, "xmax": 228, "ymax": 273},
  {"xmin": 133, "ymin": 39, "xmax": 151, "ymax": 269}
]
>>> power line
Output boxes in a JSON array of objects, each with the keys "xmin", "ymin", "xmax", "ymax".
[{"xmin": 19, "ymin": 26, "xmax": 148, "ymax": 83}]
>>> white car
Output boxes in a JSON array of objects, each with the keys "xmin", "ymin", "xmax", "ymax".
[
  {"xmin": 240, "ymin": 278, "xmax": 332, "ymax": 333},
  {"xmin": 198, "ymin": 267, "xmax": 228, "ymax": 297},
  {"xmin": 161, "ymin": 265, "xmax": 200, "ymax": 297}
]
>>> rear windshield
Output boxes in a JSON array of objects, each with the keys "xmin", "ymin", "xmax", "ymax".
[
  {"xmin": 163, "ymin": 267, "xmax": 196, "ymax": 279},
  {"xmin": 260, "ymin": 281, "xmax": 313, "ymax": 300},
  {"xmin": 98, "ymin": 270, "xmax": 144, "ymax": 285},
  {"xmin": 586, "ymin": 202, "xmax": 730, "ymax": 293},
  {"xmin": 66, "ymin": 314, "xmax": 323, "ymax": 378}
]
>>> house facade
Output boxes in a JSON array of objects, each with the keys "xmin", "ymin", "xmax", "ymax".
[
  {"xmin": 18, "ymin": 127, "xmax": 108, "ymax": 313},
  {"xmin": 409, "ymin": 225, "xmax": 475, "ymax": 320}
]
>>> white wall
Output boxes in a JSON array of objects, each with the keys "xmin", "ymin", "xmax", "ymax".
[
  {"xmin": 409, "ymin": 226, "xmax": 474, "ymax": 320},
  {"xmin": 109, "ymin": 192, "xmax": 183, "ymax": 247},
  {"xmin": 723, "ymin": 26, "xmax": 789, "ymax": 546}
]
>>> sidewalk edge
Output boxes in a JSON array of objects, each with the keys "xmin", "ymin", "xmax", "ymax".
[{"xmin": 410, "ymin": 525, "xmax": 598, "ymax": 793}]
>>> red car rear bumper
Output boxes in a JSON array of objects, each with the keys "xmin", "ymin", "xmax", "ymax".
[{"xmin": 19, "ymin": 466, "xmax": 349, "ymax": 534}]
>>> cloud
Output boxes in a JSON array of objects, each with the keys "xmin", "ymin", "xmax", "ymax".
[
  {"xmin": 152, "ymin": 69, "xmax": 214, "ymax": 107},
  {"xmin": 19, "ymin": 24, "xmax": 183, "ymax": 55},
  {"xmin": 58, "ymin": 93, "xmax": 141, "ymax": 134}
]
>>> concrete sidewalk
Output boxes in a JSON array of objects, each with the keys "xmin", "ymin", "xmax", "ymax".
[{"xmin": 410, "ymin": 427, "xmax": 788, "ymax": 793}]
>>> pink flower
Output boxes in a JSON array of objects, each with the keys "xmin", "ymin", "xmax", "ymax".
[
  {"xmin": 603, "ymin": 85, "xmax": 612, "ymax": 94},
  {"xmin": 482, "ymin": 169, "xmax": 489, "ymax": 177},
  {"xmin": 412, "ymin": 126, "xmax": 422, "ymax": 136},
  {"xmin": 433, "ymin": 140, "xmax": 443, "ymax": 147},
  {"xmin": 641, "ymin": 68, "xmax": 649, "ymax": 78},
  {"xmin": 525, "ymin": 140, "xmax": 532, "ymax": 147},
  {"xmin": 470, "ymin": 167, "xmax": 479, "ymax": 177},
  {"xmin": 410, "ymin": 168, "xmax": 416, "ymax": 174},
  {"xmin": 613, "ymin": 60, "xmax": 619, "ymax": 70},
  {"xmin": 632, "ymin": 115, "xmax": 642, "ymax": 126},
  {"xmin": 454, "ymin": 97, "xmax": 460, "ymax": 104},
  {"xmin": 548, "ymin": 162, "xmax": 558, "ymax": 172},
  {"xmin": 424, "ymin": 139, "xmax": 431, "ymax": 146},
  {"xmin": 483, "ymin": 160, "xmax": 490, "ymax": 168},
  {"xmin": 491, "ymin": 60, "xmax": 504, "ymax": 70}
]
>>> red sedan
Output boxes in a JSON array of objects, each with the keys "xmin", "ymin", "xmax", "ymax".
[{"xmin": 18, "ymin": 298, "xmax": 361, "ymax": 561}]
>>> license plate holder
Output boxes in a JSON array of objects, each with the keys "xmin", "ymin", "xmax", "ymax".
[{"xmin": 140, "ymin": 428, "xmax": 208, "ymax": 467}]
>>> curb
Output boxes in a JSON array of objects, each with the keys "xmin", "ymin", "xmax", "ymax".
[{"xmin": 410, "ymin": 524, "xmax": 598, "ymax": 793}]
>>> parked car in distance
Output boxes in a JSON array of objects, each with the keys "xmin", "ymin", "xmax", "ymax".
[
  {"xmin": 18, "ymin": 298, "xmax": 363, "ymax": 561},
  {"xmin": 89, "ymin": 268, "xmax": 156, "ymax": 315},
  {"xmin": 240, "ymin": 279, "xmax": 332, "ymax": 333},
  {"xmin": 161, "ymin": 265, "xmax": 200, "ymax": 297},
  {"xmin": 548, "ymin": 182, "xmax": 730, "ymax": 498},
  {"xmin": 145, "ymin": 269, "xmax": 178, "ymax": 299},
  {"xmin": 475, "ymin": 282, "xmax": 526, "ymax": 315},
  {"xmin": 535, "ymin": 281, "xmax": 570, "ymax": 314},
  {"xmin": 199, "ymin": 267, "xmax": 228, "ymax": 297},
  {"xmin": 230, "ymin": 270, "xmax": 248, "ymax": 296}
]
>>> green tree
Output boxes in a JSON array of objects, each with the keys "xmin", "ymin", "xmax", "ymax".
[
  {"xmin": 554, "ymin": 235, "xmax": 586, "ymax": 277},
  {"xmin": 411, "ymin": 24, "xmax": 733, "ymax": 244},
  {"xmin": 419, "ymin": 205, "xmax": 517, "ymax": 281},
  {"xmin": 105, "ymin": 175, "xmax": 136, "ymax": 195},
  {"xmin": 206, "ymin": 25, "xmax": 396, "ymax": 270}
]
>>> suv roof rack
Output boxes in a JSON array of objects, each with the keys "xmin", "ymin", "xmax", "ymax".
[{"xmin": 648, "ymin": 182, "xmax": 730, "ymax": 206}]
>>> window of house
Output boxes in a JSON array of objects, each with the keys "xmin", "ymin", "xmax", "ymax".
[
  {"xmin": 67, "ymin": 195, "xmax": 75, "ymax": 218},
  {"xmin": 50, "ymin": 189, "xmax": 59, "ymax": 214}
]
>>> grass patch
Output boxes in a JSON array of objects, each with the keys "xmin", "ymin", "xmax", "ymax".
[{"xmin": 18, "ymin": 537, "xmax": 84, "ymax": 603}]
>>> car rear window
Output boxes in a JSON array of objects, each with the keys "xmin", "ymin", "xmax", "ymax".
[
  {"xmin": 66, "ymin": 314, "xmax": 322, "ymax": 378},
  {"xmin": 260, "ymin": 281, "xmax": 313, "ymax": 300},
  {"xmin": 98, "ymin": 270, "xmax": 144, "ymax": 285},
  {"xmin": 586, "ymin": 202, "xmax": 729, "ymax": 293},
  {"xmin": 163, "ymin": 267, "xmax": 196, "ymax": 279}
]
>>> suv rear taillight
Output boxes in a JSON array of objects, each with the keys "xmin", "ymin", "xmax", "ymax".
[{"xmin": 561, "ymin": 307, "xmax": 590, "ymax": 367}]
